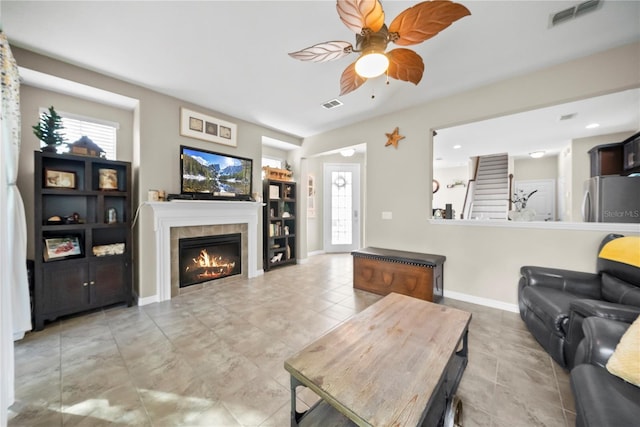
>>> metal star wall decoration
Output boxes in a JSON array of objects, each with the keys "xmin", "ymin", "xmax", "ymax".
[{"xmin": 385, "ymin": 127, "xmax": 405, "ymax": 148}]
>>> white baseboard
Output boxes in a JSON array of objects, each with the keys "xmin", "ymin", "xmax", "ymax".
[
  {"xmin": 137, "ymin": 295, "xmax": 159, "ymax": 307},
  {"xmin": 444, "ymin": 290, "xmax": 519, "ymax": 313},
  {"xmin": 307, "ymin": 250, "xmax": 326, "ymax": 257}
]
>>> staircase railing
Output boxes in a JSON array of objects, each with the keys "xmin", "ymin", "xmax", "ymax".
[
  {"xmin": 461, "ymin": 179, "xmax": 475, "ymax": 219},
  {"xmin": 508, "ymin": 173, "xmax": 514, "ymax": 211},
  {"xmin": 461, "ymin": 157, "xmax": 480, "ymax": 219}
]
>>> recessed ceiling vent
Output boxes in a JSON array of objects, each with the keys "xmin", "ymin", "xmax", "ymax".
[
  {"xmin": 550, "ymin": 0, "xmax": 602, "ymax": 27},
  {"xmin": 559, "ymin": 113, "xmax": 577, "ymax": 121},
  {"xmin": 321, "ymin": 99, "xmax": 343, "ymax": 110}
]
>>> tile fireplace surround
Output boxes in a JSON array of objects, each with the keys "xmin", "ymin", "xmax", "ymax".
[{"xmin": 146, "ymin": 200, "xmax": 262, "ymax": 303}]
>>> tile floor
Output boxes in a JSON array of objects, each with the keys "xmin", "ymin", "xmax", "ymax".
[{"xmin": 9, "ymin": 253, "xmax": 576, "ymax": 426}]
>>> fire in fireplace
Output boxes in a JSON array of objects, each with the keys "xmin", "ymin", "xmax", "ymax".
[{"xmin": 179, "ymin": 233, "xmax": 241, "ymax": 288}]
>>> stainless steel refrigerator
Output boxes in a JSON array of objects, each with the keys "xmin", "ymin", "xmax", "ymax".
[{"xmin": 582, "ymin": 176, "xmax": 640, "ymax": 222}]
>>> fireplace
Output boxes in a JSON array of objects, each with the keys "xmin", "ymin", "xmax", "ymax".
[
  {"xmin": 178, "ymin": 233, "xmax": 242, "ymax": 288},
  {"xmin": 146, "ymin": 200, "xmax": 260, "ymax": 304}
]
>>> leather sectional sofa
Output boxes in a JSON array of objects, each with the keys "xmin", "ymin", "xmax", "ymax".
[
  {"xmin": 518, "ymin": 233, "xmax": 640, "ymax": 425},
  {"xmin": 571, "ymin": 317, "xmax": 640, "ymax": 427},
  {"xmin": 518, "ymin": 234, "xmax": 640, "ymax": 369}
]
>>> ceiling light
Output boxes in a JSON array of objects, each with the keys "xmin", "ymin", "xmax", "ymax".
[
  {"xmin": 340, "ymin": 148, "xmax": 355, "ymax": 157},
  {"xmin": 355, "ymin": 52, "xmax": 389, "ymax": 78},
  {"xmin": 453, "ymin": 144, "xmax": 462, "ymax": 149},
  {"xmin": 586, "ymin": 123, "xmax": 600, "ymax": 129},
  {"xmin": 529, "ymin": 151, "xmax": 545, "ymax": 159}
]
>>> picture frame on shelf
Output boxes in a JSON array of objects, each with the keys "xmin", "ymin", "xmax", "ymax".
[
  {"xmin": 180, "ymin": 107, "xmax": 237, "ymax": 147},
  {"xmin": 269, "ymin": 185, "xmax": 280, "ymax": 199},
  {"xmin": 43, "ymin": 235, "xmax": 83, "ymax": 262},
  {"xmin": 44, "ymin": 169, "xmax": 76, "ymax": 189},
  {"xmin": 98, "ymin": 168, "xmax": 118, "ymax": 190}
]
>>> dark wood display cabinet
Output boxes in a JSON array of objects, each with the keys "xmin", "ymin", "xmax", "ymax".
[
  {"xmin": 588, "ymin": 142, "xmax": 624, "ymax": 177},
  {"xmin": 33, "ymin": 151, "xmax": 133, "ymax": 330},
  {"xmin": 263, "ymin": 179, "xmax": 296, "ymax": 271},
  {"xmin": 623, "ymin": 131, "xmax": 640, "ymax": 174}
]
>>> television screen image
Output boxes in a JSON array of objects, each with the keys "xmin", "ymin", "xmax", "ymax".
[{"xmin": 180, "ymin": 145, "xmax": 253, "ymax": 199}]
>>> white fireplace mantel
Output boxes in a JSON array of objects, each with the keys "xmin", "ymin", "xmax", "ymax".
[{"xmin": 147, "ymin": 200, "xmax": 262, "ymax": 303}]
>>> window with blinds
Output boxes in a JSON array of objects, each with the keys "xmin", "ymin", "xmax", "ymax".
[{"xmin": 39, "ymin": 108, "xmax": 118, "ymax": 160}]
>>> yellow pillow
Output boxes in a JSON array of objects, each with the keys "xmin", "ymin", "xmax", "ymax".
[
  {"xmin": 598, "ymin": 236, "xmax": 640, "ymax": 268},
  {"xmin": 606, "ymin": 315, "xmax": 640, "ymax": 387}
]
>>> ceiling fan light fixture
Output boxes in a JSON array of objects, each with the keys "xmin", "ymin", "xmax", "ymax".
[{"xmin": 355, "ymin": 52, "xmax": 389, "ymax": 78}]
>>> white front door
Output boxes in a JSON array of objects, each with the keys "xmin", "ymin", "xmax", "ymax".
[
  {"xmin": 514, "ymin": 179, "xmax": 556, "ymax": 221},
  {"xmin": 323, "ymin": 163, "xmax": 361, "ymax": 253}
]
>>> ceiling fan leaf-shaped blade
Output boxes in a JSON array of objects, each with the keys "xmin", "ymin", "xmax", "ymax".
[
  {"xmin": 288, "ymin": 41, "xmax": 353, "ymax": 63},
  {"xmin": 340, "ymin": 62, "xmax": 367, "ymax": 95},
  {"xmin": 387, "ymin": 48, "xmax": 424, "ymax": 85},
  {"xmin": 388, "ymin": 1, "xmax": 471, "ymax": 46},
  {"xmin": 337, "ymin": 0, "xmax": 385, "ymax": 34}
]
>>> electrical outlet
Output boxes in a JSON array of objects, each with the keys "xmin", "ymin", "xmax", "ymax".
[{"xmin": 382, "ymin": 211, "xmax": 393, "ymax": 220}]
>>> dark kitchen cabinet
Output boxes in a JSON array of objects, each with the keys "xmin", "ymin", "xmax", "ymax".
[
  {"xmin": 623, "ymin": 132, "xmax": 640, "ymax": 174},
  {"xmin": 588, "ymin": 142, "xmax": 624, "ymax": 177}
]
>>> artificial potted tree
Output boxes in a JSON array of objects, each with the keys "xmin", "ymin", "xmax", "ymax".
[{"xmin": 32, "ymin": 106, "xmax": 66, "ymax": 152}]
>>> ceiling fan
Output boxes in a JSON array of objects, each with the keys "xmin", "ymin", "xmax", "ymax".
[{"xmin": 289, "ymin": 0, "xmax": 471, "ymax": 96}]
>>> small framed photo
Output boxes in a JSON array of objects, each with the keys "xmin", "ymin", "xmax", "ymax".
[
  {"xmin": 205, "ymin": 122, "xmax": 218, "ymax": 136},
  {"xmin": 44, "ymin": 236, "xmax": 83, "ymax": 262},
  {"xmin": 220, "ymin": 126, "xmax": 232, "ymax": 139},
  {"xmin": 44, "ymin": 169, "xmax": 76, "ymax": 189},
  {"xmin": 189, "ymin": 116, "xmax": 203, "ymax": 132},
  {"xmin": 99, "ymin": 168, "xmax": 118, "ymax": 190},
  {"xmin": 269, "ymin": 185, "xmax": 280, "ymax": 199}
]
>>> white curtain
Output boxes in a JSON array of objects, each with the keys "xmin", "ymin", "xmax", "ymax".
[{"xmin": 1, "ymin": 30, "xmax": 32, "ymax": 420}]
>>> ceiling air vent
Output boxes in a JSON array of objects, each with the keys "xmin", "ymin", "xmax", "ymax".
[
  {"xmin": 550, "ymin": 0, "xmax": 602, "ymax": 27},
  {"xmin": 552, "ymin": 7, "xmax": 575, "ymax": 26},
  {"xmin": 575, "ymin": 0, "xmax": 601, "ymax": 16},
  {"xmin": 321, "ymin": 99, "xmax": 343, "ymax": 110}
]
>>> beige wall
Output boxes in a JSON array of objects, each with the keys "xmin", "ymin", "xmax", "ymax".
[
  {"xmin": 14, "ymin": 47, "xmax": 302, "ymax": 300},
  {"xmin": 514, "ymin": 156, "xmax": 558, "ymax": 181},
  {"xmin": 298, "ymin": 42, "xmax": 640, "ymax": 308}
]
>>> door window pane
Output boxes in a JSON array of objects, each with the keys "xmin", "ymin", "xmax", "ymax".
[{"xmin": 331, "ymin": 171, "xmax": 352, "ymax": 245}]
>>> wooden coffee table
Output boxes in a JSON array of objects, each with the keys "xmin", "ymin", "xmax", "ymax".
[{"xmin": 284, "ymin": 293, "xmax": 472, "ymax": 427}]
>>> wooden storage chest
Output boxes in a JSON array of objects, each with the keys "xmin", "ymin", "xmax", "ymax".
[{"xmin": 352, "ymin": 247, "xmax": 445, "ymax": 302}]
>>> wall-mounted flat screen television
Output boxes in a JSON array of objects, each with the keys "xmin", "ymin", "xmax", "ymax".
[{"xmin": 180, "ymin": 145, "xmax": 253, "ymax": 200}]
